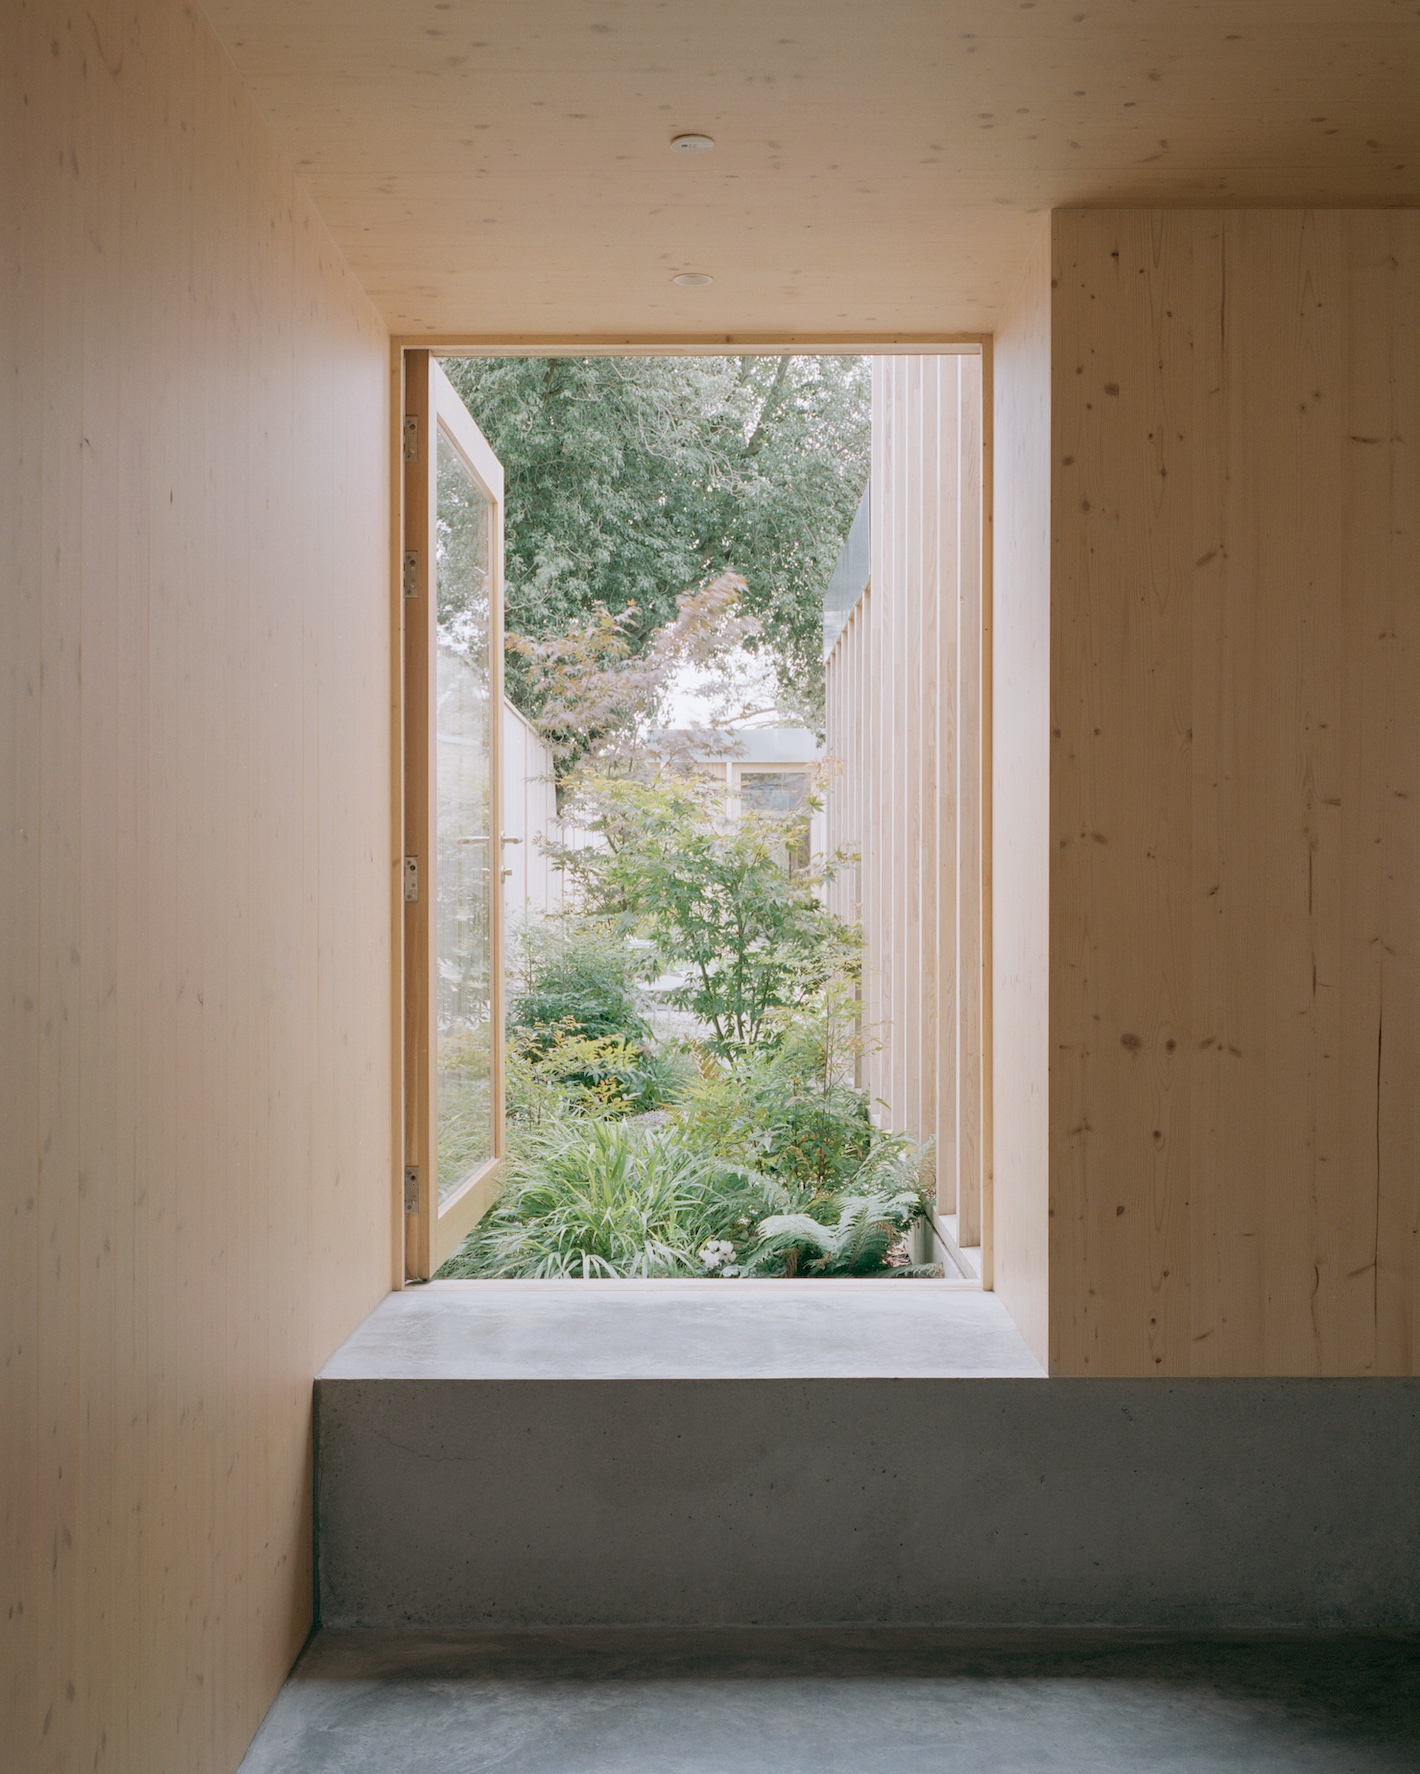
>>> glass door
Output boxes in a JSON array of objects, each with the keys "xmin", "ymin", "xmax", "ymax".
[{"xmin": 403, "ymin": 352, "xmax": 506, "ymax": 1278}]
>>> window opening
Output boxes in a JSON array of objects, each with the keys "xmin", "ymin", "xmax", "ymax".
[{"xmin": 402, "ymin": 350, "xmax": 987, "ymax": 1288}]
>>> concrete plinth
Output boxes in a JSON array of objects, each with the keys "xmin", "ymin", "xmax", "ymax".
[{"xmin": 314, "ymin": 1284, "xmax": 1420, "ymax": 1631}]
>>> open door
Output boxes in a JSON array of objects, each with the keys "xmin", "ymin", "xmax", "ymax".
[{"xmin": 403, "ymin": 351, "xmax": 506, "ymax": 1279}]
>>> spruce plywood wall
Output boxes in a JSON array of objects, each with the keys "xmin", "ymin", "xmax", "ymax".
[
  {"xmin": 990, "ymin": 226, "xmax": 1054, "ymax": 1364},
  {"xmin": 1045, "ymin": 211, "xmax": 1420, "ymax": 1375},
  {"xmin": 824, "ymin": 354, "xmax": 986, "ymax": 1257},
  {"xmin": 1, "ymin": 3, "xmax": 394, "ymax": 1770}
]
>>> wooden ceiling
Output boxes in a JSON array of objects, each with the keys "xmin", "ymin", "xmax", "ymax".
[{"xmin": 201, "ymin": 0, "xmax": 1420, "ymax": 339}]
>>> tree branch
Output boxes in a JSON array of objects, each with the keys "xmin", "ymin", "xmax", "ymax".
[{"xmin": 744, "ymin": 355, "xmax": 791, "ymax": 459}]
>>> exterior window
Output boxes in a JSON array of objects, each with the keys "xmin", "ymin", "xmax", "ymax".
[{"xmin": 739, "ymin": 769, "xmax": 811, "ymax": 813}]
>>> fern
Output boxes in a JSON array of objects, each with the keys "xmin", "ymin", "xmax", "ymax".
[{"xmin": 749, "ymin": 1186, "xmax": 927, "ymax": 1277}]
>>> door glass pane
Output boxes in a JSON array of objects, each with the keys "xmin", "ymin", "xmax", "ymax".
[{"xmin": 435, "ymin": 426, "xmax": 495, "ymax": 1199}]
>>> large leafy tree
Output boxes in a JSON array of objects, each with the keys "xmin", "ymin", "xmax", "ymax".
[{"xmin": 442, "ymin": 355, "xmax": 870, "ymax": 720}]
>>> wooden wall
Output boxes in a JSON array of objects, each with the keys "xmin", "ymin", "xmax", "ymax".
[
  {"xmin": 1048, "ymin": 211, "xmax": 1420, "ymax": 1375},
  {"xmin": 823, "ymin": 354, "xmax": 986, "ymax": 1258},
  {"xmin": 990, "ymin": 227, "xmax": 1054, "ymax": 1364},
  {"xmin": 2, "ymin": 3, "xmax": 394, "ymax": 1771},
  {"xmin": 201, "ymin": 0, "xmax": 1420, "ymax": 342}
]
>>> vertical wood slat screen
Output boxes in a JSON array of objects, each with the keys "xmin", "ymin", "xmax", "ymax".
[{"xmin": 824, "ymin": 355, "xmax": 987, "ymax": 1259}]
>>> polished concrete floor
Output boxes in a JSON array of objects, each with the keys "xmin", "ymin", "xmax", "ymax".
[
  {"xmin": 320, "ymin": 1278, "xmax": 1044, "ymax": 1379},
  {"xmin": 238, "ymin": 1628, "xmax": 1420, "ymax": 1772}
]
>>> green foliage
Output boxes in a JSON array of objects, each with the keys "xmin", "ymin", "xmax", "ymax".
[
  {"xmin": 740, "ymin": 1144, "xmax": 934, "ymax": 1279},
  {"xmin": 437, "ymin": 1026, "xmax": 493, "ymax": 1185},
  {"xmin": 509, "ymin": 916, "xmax": 650, "ymax": 1049},
  {"xmin": 751, "ymin": 1189, "xmax": 927, "ymax": 1278},
  {"xmin": 554, "ymin": 767, "xmax": 857, "ymax": 1053},
  {"xmin": 442, "ymin": 1063, "xmax": 933, "ymax": 1281},
  {"xmin": 439, "ymin": 774, "xmax": 940, "ymax": 1284},
  {"xmin": 504, "ymin": 1028, "xmax": 648, "ymax": 1123},
  {"xmin": 441, "ymin": 1118, "xmax": 760, "ymax": 1280},
  {"xmin": 505, "ymin": 916, "xmax": 695, "ymax": 1119},
  {"xmin": 673, "ymin": 979, "xmax": 879, "ymax": 1189},
  {"xmin": 675, "ymin": 1054, "xmax": 874, "ymax": 1192},
  {"xmin": 441, "ymin": 355, "xmax": 870, "ymax": 716},
  {"xmin": 668, "ymin": 1023, "xmax": 935, "ymax": 1277}
]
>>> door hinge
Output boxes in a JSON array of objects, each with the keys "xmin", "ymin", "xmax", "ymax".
[
  {"xmin": 403, "ymin": 1165, "xmax": 420, "ymax": 1212},
  {"xmin": 403, "ymin": 856, "xmax": 420, "ymax": 902},
  {"xmin": 402, "ymin": 414, "xmax": 419, "ymax": 463},
  {"xmin": 402, "ymin": 550, "xmax": 419, "ymax": 599}
]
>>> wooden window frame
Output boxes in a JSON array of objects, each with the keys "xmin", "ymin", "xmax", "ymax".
[
  {"xmin": 390, "ymin": 336, "xmax": 991, "ymax": 1289},
  {"xmin": 401, "ymin": 350, "xmax": 508, "ymax": 1280}
]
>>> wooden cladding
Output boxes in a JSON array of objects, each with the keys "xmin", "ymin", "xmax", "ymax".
[
  {"xmin": 1048, "ymin": 211, "xmax": 1420, "ymax": 1375},
  {"xmin": 989, "ymin": 225, "xmax": 1054, "ymax": 1363},
  {"xmin": 2, "ymin": 3, "xmax": 393, "ymax": 1770},
  {"xmin": 203, "ymin": 0, "xmax": 1420, "ymax": 340},
  {"xmin": 824, "ymin": 355, "xmax": 988, "ymax": 1266}
]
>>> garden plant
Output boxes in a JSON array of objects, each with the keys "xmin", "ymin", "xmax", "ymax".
[
  {"xmin": 431, "ymin": 472, "xmax": 934, "ymax": 1282},
  {"xmin": 439, "ymin": 759, "xmax": 937, "ymax": 1281}
]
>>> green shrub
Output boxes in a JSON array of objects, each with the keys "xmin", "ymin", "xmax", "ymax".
[
  {"xmin": 441, "ymin": 1104, "xmax": 933, "ymax": 1281},
  {"xmin": 674, "ymin": 1044, "xmax": 876, "ymax": 1192},
  {"xmin": 438, "ymin": 894, "xmax": 937, "ymax": 1284},
  {"xmin": 506, "ymin": 918, "xmax": 689, "ymax": 1118},
  {"xmin": 443, "ymin": 1118, "xmax": 766, "ymax": 1279},
  {"xmin": 748, "ymin": 1188, "xmax": 928, "ymax": 1277},
  {"xmin": 740, "ymin": 1142, "xmax": 934, "ymax": 1278},
  {"xmin": 665, "ymin": 1036, "xmax": 937, "ymax": 1276},
  {"xmin": 505, "ymin": 1027, "xmax": 649, "ymax": 1123},
  {"xmin": 509, "ymin": 917, "xmax": 650, "ymax": 1049}
]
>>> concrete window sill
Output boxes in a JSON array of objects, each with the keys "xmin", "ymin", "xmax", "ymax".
[{"xmin": 320, "ymin": 1280, "xmax": 1045, "ymax": 1380}]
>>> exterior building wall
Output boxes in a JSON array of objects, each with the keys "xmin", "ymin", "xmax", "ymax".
[
  {"xmin": 824, "ymin": 353, "xmax": 987, "ymax": 1263},
  {"xmin": 501, "ymin": 700, "xmax": 568, "ymax": 928}
]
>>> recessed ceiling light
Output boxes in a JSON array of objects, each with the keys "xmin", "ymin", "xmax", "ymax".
[
  {"xmin": 671, "ymin": 133, "xmax": 715, "ymax": 154},
  {"xmin": 672, "ymin": 272, "xmax": 714, "ymax": 287}
]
